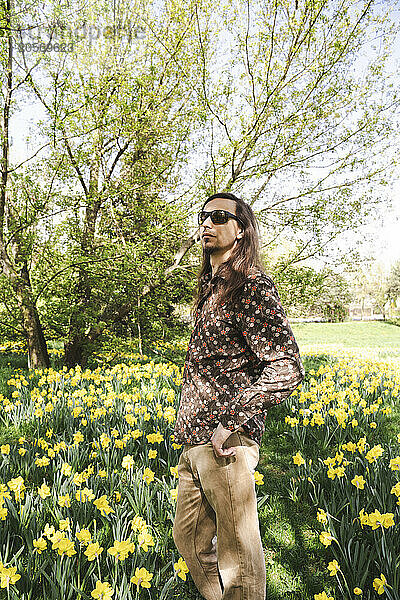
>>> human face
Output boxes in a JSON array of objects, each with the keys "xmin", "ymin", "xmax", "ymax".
[{"xmin": 200, "ymin": 198, "xmax": 244, "ymax": 256}]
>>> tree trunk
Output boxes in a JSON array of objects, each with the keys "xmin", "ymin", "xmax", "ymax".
[
  {"xmin": 1, "ymin": 250, "xmax": 50, "ymax": 369},
  {"xmin": 64, "ymin": 321, "xmax": 105, "ymax": 369},
  {"xmin": 13, "ymin": 281, "xmax": 50, "ymax": 369},
  {"xmin": 64, "ymin": 336, "xmax": 87, "ymax": 369},
  {"xmin": 19, "ymin": 298, "xmax": 50, "ymax": 369}
]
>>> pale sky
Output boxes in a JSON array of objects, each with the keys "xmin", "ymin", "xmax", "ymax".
[
  {"xmin": 357, "ymin": 7, "xmax": 400, "ymax": 272},
  {"xmin": 365, "ymin": 182, "xmax": 400, "ymax": 271}
]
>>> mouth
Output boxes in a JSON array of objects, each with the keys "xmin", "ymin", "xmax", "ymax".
[{"xmin": 202, "ymin": 233, "xmax": 215, "ymax": 239}]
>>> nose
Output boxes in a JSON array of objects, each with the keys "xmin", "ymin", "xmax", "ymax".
[{"xmin": 201, "ymin": 215, "xmax": 213, "ymax": 228}]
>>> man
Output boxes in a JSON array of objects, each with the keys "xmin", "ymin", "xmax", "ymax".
[{"xmin": 172, "ymin": 192, "xmax": 305, "ymax": 600}]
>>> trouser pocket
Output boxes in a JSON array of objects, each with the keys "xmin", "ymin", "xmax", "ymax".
[{"xmin": 237, "ymin": 433, "xmax": 259, "ymax": 475}]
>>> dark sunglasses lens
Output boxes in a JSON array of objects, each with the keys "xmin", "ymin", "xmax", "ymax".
[
  {"xmin": 211, "ymin": 210, "xmax": 228, "ymax": 224},
  {"xmin": 198, "ymin": 210, "xmax": 229, "ymax": 224}
]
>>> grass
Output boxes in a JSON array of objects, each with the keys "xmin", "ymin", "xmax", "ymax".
[
  {"xmin": 258, "ymin": 355, "xmax": 337, "ymax": 600},
  {"xmin": 291, "ymin": 320, "xmax": 400, "ymax": 358},
  {"xmin": 0, "ymin": 352, "xmax": 28, "ymax": 398}
]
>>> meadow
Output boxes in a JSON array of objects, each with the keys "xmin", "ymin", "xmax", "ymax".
[
  {"xmin": 291, "ymin": 321, "xmax": 400, "ymax": 358},
  {"xmin": 0, "ymin": 321, "xmax": 399, "ymax": 599}
]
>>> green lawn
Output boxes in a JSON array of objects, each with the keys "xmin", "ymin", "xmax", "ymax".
[{"xmin": 291, "ymin": 320, "xmax": 400, "ymax": 358}]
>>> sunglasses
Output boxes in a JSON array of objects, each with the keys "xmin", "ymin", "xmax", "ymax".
[{"xmin": 198, "ymin": 209, "xmax": 245, "ymax": 229}]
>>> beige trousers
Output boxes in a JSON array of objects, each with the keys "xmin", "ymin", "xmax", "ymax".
[{"xmin": 172, "ymin": 432, "xmax": 266, "ymax": 600}]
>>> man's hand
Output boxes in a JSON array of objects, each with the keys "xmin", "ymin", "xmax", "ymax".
[{"xmin": 211, "ymin": 422, "xmax": 236, "ymax": 457}]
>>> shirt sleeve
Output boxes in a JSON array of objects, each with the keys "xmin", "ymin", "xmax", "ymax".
[{"xmin": 218, "ymin": 275, "xmax": 305, "ymax": 432}]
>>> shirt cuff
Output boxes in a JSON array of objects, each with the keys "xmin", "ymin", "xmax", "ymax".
[
  {"xmin": 218, "ymin": 388, "xmax": 291, "ymax": 431},
  {"xmin": 218, "ymin": 389, "xmax": 262, "ymax": 431}
]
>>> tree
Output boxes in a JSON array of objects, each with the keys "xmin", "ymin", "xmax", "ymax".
[
  {"xmin": 175, "ymin": 0, "xmax": 399, "ymax": 272},
  {"xmin": 0, "ymin": 0, "xmax": 53, "ymax": 367},
  {"xmin": 15, "ymin": 0, "xmax": 207, "ymax": 366},
  {"xmin": 269, "ymin": 253, "xmax": 351, "ymax": 321},
  {"xmin": 387, "ymin": 260, "xmax": 400, "ymax": 307},
  {"xmin": 345, "ymin": 259, "xmax": 390, "ymax": 319}
]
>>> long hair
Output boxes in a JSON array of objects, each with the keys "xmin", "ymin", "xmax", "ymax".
[{"xmin": 193, "ymin": 192, "xmax": 266, "ymax": 316}]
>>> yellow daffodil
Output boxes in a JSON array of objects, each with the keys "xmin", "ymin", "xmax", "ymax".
[
  {"xmin": 35, "ymin": 456, "xmax": 50, "ymax": 467},
  {"xmin": 84, "ymin": 542, "xmax": 103, "ymax": 560},
  {"xmin": 254, "ymin": 471, "xmax": 264, "ymax": 485},
  {"xmin": 59, "ymin": 518, "xmax": 70, "ymax": 531},
  {"xmin": 58, "ymin": 493, "xmax": 71, "ymax": 508},
  {"xmin": 38, "ymin": 483, "xmax": 51, "ymax": 499},
  {"xmin": 142, "ymin": 467, "xmax": 155, "ymax": 484},
  {"xmin": 91, "ymin": 580, "xmax": 113, "ymax": 599},
  {"xmin": 76, "ymin": 529, "xmax": 92, "ymax": 545},
  {"xmin": 107, "ymin": 540, "xmax": 134, "ymax": 561},
  {"xmin": 170, "ymin": 465, "xmax": 179, "ymax": 478},
  {"xmin": 351, "ymin": 475, "xmax": 366, "ymax": 489},
  {"xmin": 7, "ymin": 476, "xmax": 25, "ymax": 501},
  {"xmin": 130, "ymin": 567, "xmax": 153, "ymax": 588},
  {"xmin": 43, "ymin": 524, "xmax": 55, "ymax": 539},
  {"xmin": 365, "ymin": 444, "xmax": 384, "ymax": 463},
  {"xmin": 33, "ymin": 537, "xmax": 47, "ymax": 554},
  {"xmin": 327, "ymin": 560, "xmax": 340, "ymax": 576},
  {"xmin": 122, "ymin": 455, "xmax": 135, "ymax": 470},
  {"xmin": 319, "ymin": 531, "xmax": 334, "ymax": 547},
  {"xmin": 52, "ymin": 537, "xmax": 76, "ymax": 557},
  {"xmin": 75, "ymin": 487, "xmax": 95, "ymax": 503},
  {"xmin": 61, "ymin": 463, "xmax": 72, "ymax": 476},
  {"xmin": 0, "ymin": 565, "xmax": 21, "ymax": 588},
  {"xmin": 93, "ymin": 495, "xmax": 114, "ymax": 516},
  {"xmin": 174, "ymin": 557, "xmax": 189, "ymax": 581},
  {"xmin": 314, "ymin": 593, "xmax": 333, "ymax": 600},
  {"xmin": 131, "ymin": 515, "xmax": 148, "ymax": 533},
  {"xmin": 292, "ymin": 452, "xmax": 305, "ymax": 466},
  {"xmin": 138, "ymin": 531, "xmax": 155, "ymax": 552},
  {"xmin": 373, "ymin": 574, "xmax": 387, "ymax": 595},
  {"xmin": 316, "ymin": 509, "xmax": 327, "ymax": 523},
  {"xmin": 146, "ymin": 432, "xmax": 164, "ymax": 444}
]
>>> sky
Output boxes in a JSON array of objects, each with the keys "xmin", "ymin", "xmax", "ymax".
[
  {"xmin": 364, "ymin": 182, "xmax": 400, "ymax": 272},
  {"xmin": 361, "ymin": 8, "xmax": 400, "ymax": 273}
]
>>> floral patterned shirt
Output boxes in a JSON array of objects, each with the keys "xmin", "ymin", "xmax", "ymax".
[{"xmin": 174, "ymin": 269, "xmax": 305, "ymax": 446}]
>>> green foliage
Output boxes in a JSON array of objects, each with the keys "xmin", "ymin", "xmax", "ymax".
[
  {"xmin": 320, "ymin": 302, "xmax": 347, "ymax": 323},
  {"xmin": 387, "ymin": 260, "xmax": 400, "ymax": 303},
  {"xmin": 385, "ymin": 318, "xmax": 400, "ymax": 328},
  {"xmin": 345, "ymin": 260, "xmax": 391, "ymax": 319},
  {"xmin": 268, "ymin": 263, "xmax": 327, "ymax": 313},
  {"xmin": 270, "ymin": 260, "xmax": 351, "ymax": 321}
]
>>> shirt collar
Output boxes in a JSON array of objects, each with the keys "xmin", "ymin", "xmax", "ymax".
[{"xmin": 202, "ymin": 270, "xmax": 225, "ymax": 283}]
